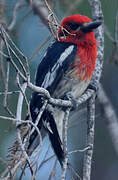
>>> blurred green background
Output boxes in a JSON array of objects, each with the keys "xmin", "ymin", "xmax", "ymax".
[{"xmin": 0, "ymin": 0, "xmax": 118, "ymax": 179}]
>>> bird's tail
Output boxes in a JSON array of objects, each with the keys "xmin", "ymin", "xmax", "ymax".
[
  {"xmin": 27, "ymin": 109, "xmax": 65, "ymax": 167},
  {"xmin": 44, "ymin": 110, "xmax": 65, "ymax": 167}
]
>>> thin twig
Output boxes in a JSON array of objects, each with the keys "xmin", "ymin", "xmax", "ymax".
[
  {"xmin": 16, "ymin": 82, "xmax": 27, "ymax": 125},
  {"xmin": 1, "ymin": 26, "xmax": 28, "ymax": 76},
  {"xmin": 16, "ymin": 74, "xmax": 29, "ymax": 113},
  {"xmin": 0, "ymin": 91, "xmax": 20, "ymax": 95},
  {"xmin": 8, "ymin": 0, "xmax": 24, "ymax": 31},
  {"xmin": 2, "ymin": 49, "xmax": 15, "ymax": 118},
  {"xmin": 29, "ymin": 100, "xmax": 48, "ymax": 138},
  {"xmin": 68, "ymin": 146, "xmax": 90, "ymax": 155},
  {"xmin": 3, "ymin": 54, "xmax": 9, "ymax": 105},
  {"xmin": 30, "ymin": 163, "xmax": 37, "ymax": 180},
  {"xmin": 16, "ymin": 80, "xmax": 33, "ymax": 178},
  {"xmin": 104, "ymin": 25, "xmax": 115, "ymax": 43},
  {"xmin": 0, "ymin": 40, "xmax": 6, "ymax": 84},
  {"xmin": 28, "ymin": 35, "xmax": 52, "ymax": 61},
  {"xmin": 38, "ymin": 155, "xmax": 55, "ymax": 170},
  {"xmin": 0, "ymin": 116, "xmax": 43, "ymax": 179},
  {"xmin": 68, "ymin": 164, "xmax": 82, "ymax": 180},
  {"xmin": 0, "ymin": 26, "xmax": 26, "ymax": 81},
  {"xmin": 38, "ymin": 145, "xmax": 52, "ymax": 170},
  {"xmin": 0, "ymin": 49, "xmax": 9, "ymax": 58},
  {"xmin": 1, "ymin": 25, "xmax": 30, "ymax": 76},
  {"xmin": 48, "ymin": 159, "xmax": 57, "ymax": 180}
]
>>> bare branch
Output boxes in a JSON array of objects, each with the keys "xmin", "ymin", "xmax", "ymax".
[
  {"xmin": 0, "ymin": 115, "xmax": 43, "ymax": 180},
  {"xmin": 68, "ymin": 146, "xmax": 90, "ymax": 155},
  {"xmin": 48, "ymin": 159, "xmax": 57, "ymax": 180},
  {"xmin": 0, "ymin": 90, "xmax": 20, "ymax": 95},
  {"xmin": 82, "ymin": 1, "xmax": 104, "ymax": 179},
  {"xmin": 29, "ymin": 100, "xmax": 48, "ymax": 138},
  {"xmin": 29, "ymin": 0, "xmax": 50, "ymax": 29},
  {"xmin": 68, "ymin": 164, "xmax": 82, "ymax": 180},
  {"xmin": 8, "ymin": 0, "xmax": 24, "ymax": 31},
  {"xmin": 16, "ymin": 81, "xmax": 27, "ymax": 125},
  {"xmin": 3, "ymin": 60, "xmax": 10, "ymax": 107},
  {"xmin": 88, "ymin": 0, "xmax": 104, "ymax": 88},
  {"xmin": 61, "ymin": 108, "xmax": 71, "ymax": 180},
  {"xmin": 83, "ymin": 94, "xmax": 96, "ymax": 180},
  {"xmin": 28, "ymin": 35, "xmax": 52, "ymax": 61}
]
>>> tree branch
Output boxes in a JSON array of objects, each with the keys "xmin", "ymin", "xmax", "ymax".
[{"xmin": 83, "ymin": 94, "xmax": 96, "ymax": 180}]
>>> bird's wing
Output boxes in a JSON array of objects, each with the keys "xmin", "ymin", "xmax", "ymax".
[
  {"xmin": 35, "ymin": 41, "xmax": 77, "ymax": 93},
  {"xmin": 29, "ymin": 41, "xmax": 77, "ymax": 166},
  {"xmin": 30, "ymin": 41, "xmax": 77, "ymax": 120}
]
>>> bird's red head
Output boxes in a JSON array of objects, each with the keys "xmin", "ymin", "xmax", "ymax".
[
  {"xmin": 58, "ymin": 14, "xmax": 102, "ymax": 80},
  {"xmin": 58, "ymin": 14, "xmax": 101, "ymax": 47}
]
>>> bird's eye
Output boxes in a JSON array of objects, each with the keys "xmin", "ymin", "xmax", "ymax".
[{"xmin": 67, "ymin": 22, "xmax": 81, "ymax": 30}]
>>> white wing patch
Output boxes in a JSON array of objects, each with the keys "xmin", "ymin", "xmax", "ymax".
[
  {"xmin": 42, "ymin": 45, "xmax": 74, "ymax": 88},
  {"xmin": 58, "ymin": 45, "xmax": 74, "ymax": 65},
  {"xmin": 41, "ymin": 71, "xmax": 51, "ymax": 88}
]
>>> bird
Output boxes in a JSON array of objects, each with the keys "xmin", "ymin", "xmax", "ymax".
[{"xmin": 24, "ymin": 14, "xmax": 101, "ymax": 168}]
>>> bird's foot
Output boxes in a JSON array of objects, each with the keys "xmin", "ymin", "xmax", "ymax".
[
  {"xmin": 87, "ymin": 84, "xmax": 98, "ymax": 99},
  {"xmin": 87, "ymin": 84, "xmax": 98, "ymax": 92},
  {"xmin": 87, "ymin": 83, "xmax": 98, "ymax": 92},
  {"xmin": 66, "ymin": 92, "xmax": 78, "ymax": 111}
]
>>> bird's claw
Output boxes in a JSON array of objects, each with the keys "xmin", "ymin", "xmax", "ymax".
[
  {"xmin": 87, "ymin": 84, "xmax": 98, "ymax": 99},
  {"xmin": 87, "ymin": 83, "xmax": 98, "ymax": 92},
  {"xmin": 66, "ymin": 92, "xmax": 78, "ymax": 111}
]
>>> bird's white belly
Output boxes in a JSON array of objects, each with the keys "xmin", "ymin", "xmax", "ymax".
[
  {"xmin": 53, "ymin": 75, "xmax": 90, "ymax": 99},
  {"xmin": 51, "ymin": 75, "xmax": 90, "ymax": 141}
]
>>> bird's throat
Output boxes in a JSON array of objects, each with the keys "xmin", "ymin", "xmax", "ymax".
[{"xmin": 75, "ymin": 44, "xmax": 97, "ymax": 80}]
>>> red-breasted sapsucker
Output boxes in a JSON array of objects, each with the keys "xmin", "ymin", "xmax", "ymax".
[{"xmin": 27, "ymin": 14, "xmax": 101, "ymax": 167}]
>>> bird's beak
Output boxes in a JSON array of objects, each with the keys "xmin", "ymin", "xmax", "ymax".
[{"xmin": 80, "ymin": 21, "xmax": 102, "ymax": 32}]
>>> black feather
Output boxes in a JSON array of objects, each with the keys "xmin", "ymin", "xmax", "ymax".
[
  {"xmin": 45, "ymin": 110, "xmax": 64, "ymax": 166},
  {"xmin": 28, "ymin": 41, "xmax": 77, "ymax": 166}
]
